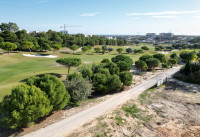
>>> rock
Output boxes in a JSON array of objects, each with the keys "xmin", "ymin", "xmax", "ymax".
[{"xmin": 122, "ymin": 128, "xmax": 131, "ymax": 136}]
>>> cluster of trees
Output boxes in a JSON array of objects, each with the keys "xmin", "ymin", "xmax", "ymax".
[
  {"xmin": 126, "ymin": 46, "xmax": 149, "ymax": 54},
  {"xmin": 0, "ymin": 22, "xmax": 128, "ymax": 53},
  {"xmin": 155, "ymin": 45, "xmax": 174, "ymax": 51},
  {"xmin": 175, "ymin": 51, "xmax": 200, "ymax": 84},
  {"xmin": 0, "ymin": 75, "xmax": 70, "ymax": 129},
  {"xmin": 135, "ymin": 53, "xmax": 178, "ymax": 71},
  {"xmin": 172, "ymin": 43, "xmax": 200, "ymax": 50},
  {"xmin": 57, "ymin": 55, "xmax": 133, "ymax": 95}
]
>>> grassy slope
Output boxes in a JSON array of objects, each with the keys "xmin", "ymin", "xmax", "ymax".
[{"xmin": 0, "ymin": 44, "xmax": 155, "ymax": 101}]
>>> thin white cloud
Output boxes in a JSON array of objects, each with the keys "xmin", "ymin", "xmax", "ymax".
[
  {"xmin": 194, "ymin": 16, "xmax": 200, "ymax": 18},
  {"xmin": 152, "ymin": 16, "xmax": 177, "ymax": 19},
  {"xmin": 80, "ymin": 12, "xmax": 100, "ymax": 17},
  {"xmin": 126, "ymin": 10, "xmax": 200, "ymax": 16},
  {"xmin": 131, "ymin": 17, "xmax": 141, "ymax": 20}
]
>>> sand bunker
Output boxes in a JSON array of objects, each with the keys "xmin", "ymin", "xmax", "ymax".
[{"xmin": 23, "ymin": 54, "xmax": 57, "ymax": 58}]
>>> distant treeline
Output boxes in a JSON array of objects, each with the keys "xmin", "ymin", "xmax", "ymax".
[
  {"xmin": 0, "ymin": 22, "xmax": 127, "ymax": 51},
  {"xmin": 172, "ymin": 43, "xmax": 200, "ymax": 49}
]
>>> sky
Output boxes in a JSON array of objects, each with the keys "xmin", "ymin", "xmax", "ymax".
[{"xmin": 1, "ymin": 0, "xmax": 200, "ymax": 35}]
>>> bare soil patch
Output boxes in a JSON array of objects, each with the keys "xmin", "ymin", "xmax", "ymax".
[{"xmin": 65, "ymin": 79, "xmax": 200, "ymax": 137}]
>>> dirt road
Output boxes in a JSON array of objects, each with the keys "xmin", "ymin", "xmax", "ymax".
[{"xmin": 24, "ymin": 67, "xmax": 180, "ymax": 137}]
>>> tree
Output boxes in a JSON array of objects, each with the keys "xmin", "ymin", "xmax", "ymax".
[
  {"xmin": 155, "ymin": 47, "xmax": 162, "ymax": 51},
  {"xmin": 111, "ymin": 54, "xmax": 133, "ymax": 67},
  {"xmin": 69, "ymin": 45, "xmax": 79, "ymax": 54},
  {"xmin": 65, "ymin": 78, "xmax": 93, "ymax": 103},
  {"xmin": 94, "ymin": 47, "xmax": 101, "ymax": 54},
  {"xmin": 52, "ymin": 44, "xmax": 61, "ymax": 54},
  {"xmin": 92, "ymin": 73, "xmax": 110, "ymax": 93},
  {"xmin": 126, "ymin": 48, "xmax": 132, "ymax": 54},
  {"xmin": 0, "ymin": 22, "xmax": 19, "ymax": 32},
  {"xmin": 26, "ymin": 75, "xmax": 70, "ymax": 110},
  {"xmin": 0, "ymin": 84, "xmax": 52, "ymax": 129},
  {"xmin": 135, "ymin": 60, "xmax": 148, "ymax": 71},
  {"xmin": 21, "ymin": 41, "xmax": 34, "ymax": 52},
  {"xmin": 117, "ymin": 61, "xmax": 132, "ymax": 72},
  {"xmin": 41, "ymin": 43, "xmax": 51, "ymax": 51},
  {"xmin": 1, "ymin": 42, "xmax": 17, "ymax": 54},
  {"xmin": 82, "ymin": 46, "xmax": 89, "ymax": 54},
  {"xmin": 119, "ymin": 71, "xmax": 133, "ymax": 87},
  {"xmin": 1, "ymin": 30, "xmax": 18, "ymax": 43},
  {"xmin": 168, "ymin": 59, "xmax": 177, "ymax": 68},
  {"xmin": 145, "ymin": 58, "xmax": 160, "ymax": 70},
  {"xmin": 180, "ymin": 51, "xmax": 197, "ymax": 62},
  {"xmin": 117, "ymin": 48, "xmax": 123, "ymax": 54},
  {"xmin": 133, "ymin": 49, "xmax": 144, "ymax": 54},
  {"xmin": 108, "ymin": 75, "xmax": 122, "ymax": 92},
  {"xmin": 170, "ymin": 53, "xmax": 178, "ymax": 58},
  {"xmin": 79, "ymin": 67, "xmax": 93, "ymax": 80},
  {"xmin": 153, "ymin": 53, "xmax": 166, "ymax": 63},
  {"xmin": 101, "ymin": 58, "xmax": 111, "ymax": 63},
  {"xmin": 139, "ymin": 54, "xmax": 153, "ymax": 62},
  {"xmin": 108, "ymin": 47, "xmax": 114, "ymax": 53},
  {"xmin": 103, "ymin": 62, "xmax": 120, "ymax": 75},
  {"xmin": 141, "ymin": 46, "xmax": 149, "ymax": 51},
  {"xmin": 102, "ymin": 46, "xmax": 108, "ymax": 51},
  {"xmin": 56, "ymin": 57, "xmax": 82, "ymax": 74}
]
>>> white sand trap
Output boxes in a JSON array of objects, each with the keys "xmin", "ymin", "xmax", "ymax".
[{"xmin": 23, "ymin": 54, "xmax": 57, "ymax": 58}]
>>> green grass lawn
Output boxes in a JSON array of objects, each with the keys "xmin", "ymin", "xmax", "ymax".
[{"xmin": 0, "ymin": 44, "xmax": 156, "ymax": 101}]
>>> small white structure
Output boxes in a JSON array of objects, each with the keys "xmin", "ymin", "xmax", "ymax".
[{"xmin": 23, "ymin": 54, "xmax": 57, "ymax": 58}]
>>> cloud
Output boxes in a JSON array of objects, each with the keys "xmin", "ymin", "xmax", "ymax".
[
  {"xmin": 152, "ymin": 16, "xmax": 177, "ymax": 19},
  {"xmin": 194, "ymin": 16, "xmax": 200, "ymax": 18},
  {"xmin": 126, "ymin": 10, "xmax": 200, "ymax": 16},
  {"xmin": 80, "ymin": 12, "xmax": 100, "ymax": 17}
]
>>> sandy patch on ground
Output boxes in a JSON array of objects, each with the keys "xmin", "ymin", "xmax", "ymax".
[{"xmin": 23, "ymin": 54, "xmax": 57, "ymax": 58}]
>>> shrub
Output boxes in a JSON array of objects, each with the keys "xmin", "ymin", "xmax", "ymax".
[
  {"xmin": 141, "ymin": 46, "xmax": 149, "ymax": 51},
  {"xmin": 119, "ymin": 71, "xmax": 133, "ymax": 86},
  {"xmin": 126, "ymin": 48, "xmax": 132, "ymax": 53},
  {"xmin": 0, "ymin": 84, "xmax": 52, "ymax": 129},
  {"xmin": 66, "ymin": 78, "xmax": 93, "ymax": 103},
  {"xmin": 170, "ymin": 53, "xmax": 177, "ymax": 58},
  {"xmin": 168, "ymin": 59, "xmax": 177, "ymax": 68},
  {"xmin": 67, "ymin": 72, "xmax": 82, "ymax": 81},
  {"xmin": 162, "ymin": 63, "xmax": 168, "ymax": 68},
  {"xmin": 117, "ymin": 48, "xmax": 123, "ymax": 54},
  {"xmin": 79, "ymin": 67, "xmax": 93, "ymax": 80},
  {"xmin": 101, "ymin": 58, "xmax": 111, "ymax": 63},
  {"xmin": 26, "ymin": 75, "xmax": 70, "ymax": 110}
]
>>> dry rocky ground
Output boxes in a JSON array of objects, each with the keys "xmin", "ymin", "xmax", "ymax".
[
  {"xmin": 66, "ymin": 79, "xmax": 200, "ymax": 137},
  {"xmin": 0, "ymin": 68, "xmax": 176, "ymax": 137}
]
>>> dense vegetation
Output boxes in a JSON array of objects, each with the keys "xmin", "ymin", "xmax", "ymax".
[{"xmin": 0, "ymin": 22, "xmax": 127, "ymax": 53}]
